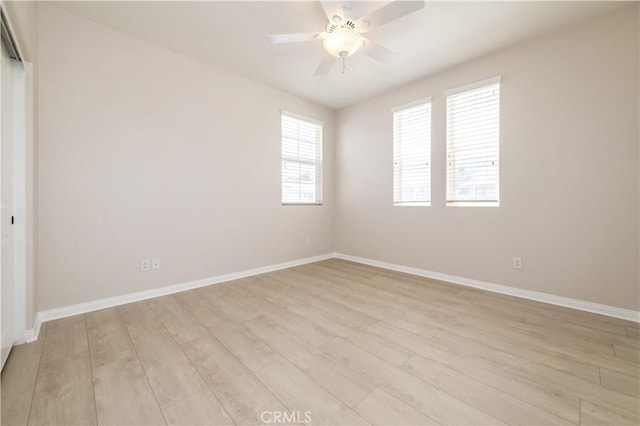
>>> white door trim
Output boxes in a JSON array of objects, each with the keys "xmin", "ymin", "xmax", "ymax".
[{"xmin": 12, "ymin": 59, "xmax": 28, "ymax": 343}]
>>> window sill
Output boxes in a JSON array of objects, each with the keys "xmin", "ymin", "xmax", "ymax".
[
  {"xmin": 393, "ymin": 202, "xmax": 431, "ymax": 207},
  {"xmin": 446, "ymin": 201, "xmax": 499, "ymax": 207}
]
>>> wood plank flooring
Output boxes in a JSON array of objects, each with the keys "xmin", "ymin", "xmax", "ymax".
[{"xmin": 2, "ymin": 259, "xmax": 639, "ymax": 425}]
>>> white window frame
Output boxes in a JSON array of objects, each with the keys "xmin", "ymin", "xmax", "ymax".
[
  {"xmin": 281, "ymin": 111, "xmax": 323, "ymax": 205},
  {"xmin": 445, "ymin": 76, "xmax": 501, "ymax": 207},
  {"xmin": 392, "ymin": 98, "xmax": 432, "ymax": 206}
]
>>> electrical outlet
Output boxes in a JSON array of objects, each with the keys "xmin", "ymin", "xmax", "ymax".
[
  {"xmin": 141, "ymin": 259, "xmax": 150, "ymax": 272},
  {"xmin": 513, "ymin": 257, "xmax": 522, "ymax": 269},
  {"xmin": 151, "ymin": 258, "xmax": 160, "ymax": 270}
]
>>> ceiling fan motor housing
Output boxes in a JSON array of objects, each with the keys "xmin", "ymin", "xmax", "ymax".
[{"xmin": 326, "ymin": 19, "xmax": 357, "ymax": 34}]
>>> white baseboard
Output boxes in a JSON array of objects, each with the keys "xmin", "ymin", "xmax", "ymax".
[
  {"xmin": 22, "ymin": 250, "xmax": 639, "ymax": 342},
  {"xmin": 334, "ymin": 253, "xmax": 640, "ymax": 323},
  {"xmin": 23, "ymin": 253, "xmax": 334, "ymax": 341},
  {"xmin": 24, "ymin": 315, "xmax": 41, "ymax": 343}
]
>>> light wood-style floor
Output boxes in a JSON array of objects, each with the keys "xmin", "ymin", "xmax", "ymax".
[{"xmin": 2, "ymin": 259, "xmax": 639, "ymax": 425}]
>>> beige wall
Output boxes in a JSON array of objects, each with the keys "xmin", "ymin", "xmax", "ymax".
[
  {"xmin": 37, "ymin": 5, "xmax": 335, "ymax": 311},
  {"xmin": 335, "ymin": 6, "xmax": 639, "ymax": 310},
  {"xmin": 4, "ymin": 0, "xmax": 38, "ymax": 328},
  {"xmin": 29, "ymin": 3, "xmax": 640, "ymax": 314}
]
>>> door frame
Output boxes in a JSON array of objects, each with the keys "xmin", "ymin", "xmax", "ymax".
[
  {"xmin": 13, "ymin": 59, "xmax": 30, "ymax": 343},
  {"xmin": 1, "ymin": 6, "xmax": 31, "ymax": 346}
]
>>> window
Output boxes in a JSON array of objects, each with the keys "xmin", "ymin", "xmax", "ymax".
[
  {"xmin": 446, "ymin": 77, "xmax": 500, "ymax": 207},
  {"xmin": 393, "ymin": 100, "xmax": 431, "ymax": 206},
  {"xmin": 281, "ymin": 112, "xmax": 323, "ymax": 204}
]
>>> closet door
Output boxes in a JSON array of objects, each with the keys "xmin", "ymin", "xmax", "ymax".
[{"xmin": 1, "ymin": 39, "xmax": 16, "ymax": 369}]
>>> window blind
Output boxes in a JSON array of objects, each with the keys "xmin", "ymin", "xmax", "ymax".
[
  {"xmin": 281, "ymin": 112, "xmax": 323, "ymax": 204},
  {"xmin": 393, "ymin": 100, "xmax": 431, "ymax": 206},
  {"xmin": 446, "ymin": 78, "xmax": 500, "ymax": 206}
]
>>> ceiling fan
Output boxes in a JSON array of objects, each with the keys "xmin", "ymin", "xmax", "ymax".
[{"xmin": 267, "ymin": 0, "xmax": 425, "ymax": 75}]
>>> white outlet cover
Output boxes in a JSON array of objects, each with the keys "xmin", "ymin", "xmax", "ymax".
[
  {"xmin": 513, "ymin": 257, "xmax": 522, "ymax": 269},
  {"xmin": 141, "ymin": 259, "xmax": 150, "ymax": 272},
  {"xmin": 151, "ymin": 258, "xmax": 160, "ymax": 270}
]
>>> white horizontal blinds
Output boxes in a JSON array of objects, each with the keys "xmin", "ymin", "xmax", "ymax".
[
  {"xmin": 393, "ymin": 101, "xmax": 431, "ymax": 205},
  {"xmin": 281, "ymin": 112, "xmax": 323, "ymax": 204},
  {"xmin": 446, "ymin": 78, "xmax": 500, "ymax": 206}
]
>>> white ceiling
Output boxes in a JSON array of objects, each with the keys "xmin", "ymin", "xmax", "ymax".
[{"xmin": 52, "ymin": 1, "xmax": 627, "ymax": 110}]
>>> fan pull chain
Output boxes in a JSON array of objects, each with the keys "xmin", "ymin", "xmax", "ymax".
[{"xmin": 342, "ymin": 56, "xmax": 346, "ymax": 74}]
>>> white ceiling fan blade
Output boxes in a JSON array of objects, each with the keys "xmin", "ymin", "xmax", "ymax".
[
  {"xmin": 314, "ymin": 52, "xmax": 336, "ymax": 76},
  {"xmin": 361, "ymin": 38, "xmax": 396, "ymax": 63},
  {"xmin": 357, "ymin": 0, "xmax": 425, "ymax": 32},
  {"xmin": 267, "ymin": 33, "xmax": 322, "ymax": 44}
]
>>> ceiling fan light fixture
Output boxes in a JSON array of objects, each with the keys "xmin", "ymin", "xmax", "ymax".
[{"xmin": 323, "ymin": 27, "xmax": 363, "ymax": 58}]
